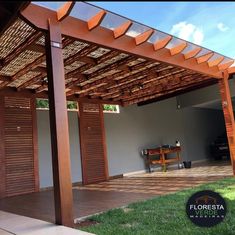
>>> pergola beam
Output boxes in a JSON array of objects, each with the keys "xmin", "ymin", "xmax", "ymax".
[
  {"xmin": 137, "ymin": 79, "xmax": 217, "ymax": 106},
  {"xmin": 68, "ymin": 95, "xmax": 122, "ymax": 105},
  {"xmin": 63, "ymin": 54, "xmax": 137, "ymax": 93},
  {"xmin": 17, "ymin": 73, "xmax": 46, "ymax": 91},
  {"xmin": 26, "ymin": 43, "xmax": 45, "ymax": 53},
  {"xmin": 20, "ymin": 4, "xmax": 224, "ymax": 78},
  {"xmin": 105, "ymin": 70, "xmax": 195, "ymax": 100},
  {"xmin": 64, "ymin": 45, "xmax": 98, "ymax": 66},
  {"xmin": 108, "ymin": 67, "xmax": 185, "ymax": 94},
  {"xmin": 80, "ymin": 60, "xmax": 153, "ymax": 91},
  {"xmin": 124, "ymin": 75, "xmax": 211, "ymax": 106}
]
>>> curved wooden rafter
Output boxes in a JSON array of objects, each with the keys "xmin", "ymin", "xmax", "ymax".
[
  {"xmin": 196, "ymin": 52, "xmax": 214, "ymax": 64},
  {"xmin": 113, "ymin": 20, "xmax": 132, "ymax": 39},
  {"xmin": 184, "ymin": 47, "xmax": 202, "ymax": 60},
  {"xmin": 135, "ymin": 29, "xmax": 154, "ymax": 46},
  {"xmin": 169, "ymin": 42, "xmax": 187, "ymax": 56},
  {"xmin": 218, "ymin": 60, "xmax": 234, "ymax": 71},
  {"xmin": 57, "ymin": 2, "xmax": 75, "ymax": 21},
  {"xmin": 87, "ymin": 10, "xmax": 106, "ymax": 30},
  {"xmin": 153, "ymin": 35, "xmax": 172, "ymax": 51},
  {"xmin": 227, "ymin": 66, "xmax": 235, "ymax": 74},
  {"xmin": 208, "ymin": 56, "xmax": 224, "ymax": 67}
]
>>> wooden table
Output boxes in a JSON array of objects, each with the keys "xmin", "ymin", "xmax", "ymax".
[{"xmin": 143, "ymin": 146, "xmax": 181, "ymax": 172}]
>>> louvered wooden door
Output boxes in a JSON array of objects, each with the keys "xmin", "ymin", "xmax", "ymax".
[
  {"xmin": 0, "ymin": 96, "xmax": 39, "ymax": 198},
  {"xmin": 79, "ymin": 102, "xmax": 108, "ymax": 185}
]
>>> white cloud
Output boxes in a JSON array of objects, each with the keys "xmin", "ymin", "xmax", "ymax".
[
  {"xmin": 192, "ymin": 29, "xmax": 204, "ymax": 45},
  {"xmin": 170, "ymin": 21, "xmax": 204, "ymax": 45},
  {"xmin": 217, "ymin": 22, "xmax": 229, "ymax": 32}
]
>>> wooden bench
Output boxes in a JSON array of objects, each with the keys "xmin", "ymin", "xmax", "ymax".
[{"xmin": 143, "ymin": 146, "xmax": 181, "ymax": 172}]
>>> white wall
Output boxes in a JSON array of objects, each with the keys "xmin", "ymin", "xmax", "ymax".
[
  {"xmin": 180, "ymin": 107, "xmax": 225, "ymax": 161},
  {"xmin": 104, "ymin": 98, "xmax": 187, "ymax": 176},
  {"xmin": 37, "ymin": 97, "xmax": 225, "ymax": 188},
  {"xmin": 178, "ymin": 77, "xmax": 235, "ymax": 108},
  {"xmin": 37, "ymin": 110, "xmax": 82, "ymax": 188}
]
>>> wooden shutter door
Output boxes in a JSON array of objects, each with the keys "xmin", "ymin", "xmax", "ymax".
[
  {"xmin": 2, "ymin": 96, "xmax": 39, "ymax": 197},
  {"xmin": 79, "ymin": 102, "xmax": 109, "ymax": 185}
]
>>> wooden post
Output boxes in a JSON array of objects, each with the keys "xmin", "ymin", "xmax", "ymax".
[
  {"xmin": 219, "ymin": 71, "xmax": 235, "ymax": 175},
  {"xmin": 45, "ymin": 18, "xmax": 74, "ymax": 227},
  {"xmin": 31, "ymin": 96, "xmax": 39, "ymax": 192},
  {"xmin": 0, "ymin": 96, "xmax": 5, "ymax": 199}
]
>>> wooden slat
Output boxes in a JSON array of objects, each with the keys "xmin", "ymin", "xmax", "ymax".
[
  {"xmin": 31, "ymin": 97, "xmax": 39, "ymax": 192},
  {"xmin": 3, "ymin": 96, "xmax": 38, "ymax": 197},
  {"xmin": 78, "ymin": 101, "xmax": 108, "ymax": 185}
]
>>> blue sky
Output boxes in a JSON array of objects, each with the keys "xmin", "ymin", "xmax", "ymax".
[{"xmin": 34, "ymin": 1, "xmax": 235, "ymax": 59}]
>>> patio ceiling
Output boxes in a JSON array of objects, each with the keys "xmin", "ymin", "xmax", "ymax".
[{"xmin": 0, "ymin": 1, "xmax": 234, "ymax": 106}]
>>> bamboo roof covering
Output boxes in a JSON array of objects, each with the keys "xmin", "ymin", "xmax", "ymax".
[{"xmin": 0, "ymin": 1, "xmax": 234, "ymax": 106}]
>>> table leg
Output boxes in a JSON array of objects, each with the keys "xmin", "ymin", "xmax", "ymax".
[
  {"xmin": 162, "ymin": 153, "xmax": 167, "ymax": 172},
  {"xmin": 147, "ymin": 155, "xmax": 152, "ymax": 173},
  {"xmin": 177, "ymin": 152, "xmax": 181, "ymax": 169}
]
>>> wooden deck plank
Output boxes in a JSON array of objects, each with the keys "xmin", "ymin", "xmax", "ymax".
[{"xmin": 0, "ymin": 161, "xmax": 232, "ymax": 224}]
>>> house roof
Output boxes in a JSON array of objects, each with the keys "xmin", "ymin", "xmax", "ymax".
[{"xmin": 0, "ymin": 1, "xmax": 234, "ymax": 106}]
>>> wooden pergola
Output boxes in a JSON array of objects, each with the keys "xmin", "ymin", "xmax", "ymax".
[{"xmin": 1, "ymin": 1, "xmax": 235, "ymax": 227}]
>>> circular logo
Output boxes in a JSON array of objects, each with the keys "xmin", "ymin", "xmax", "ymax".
[{"xmin": 186, "ymin": 190, "xmax": 226, "ymax": 227}]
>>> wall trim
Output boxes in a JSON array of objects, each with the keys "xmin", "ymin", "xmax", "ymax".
[
  {"xmin": 40, "ymin": 181, "xmax": 83, "ymax": 191},
  {"xmin": 109, "ymin": 174, "xmax": 123, "ymax": 180},
  {"xmin": 39, "ymin": 174, "xmax": 123, "ymax": 190},
  {"xmin": 123, "ymin": 158, "xmax": 210, "ymax": 176},
  {"xmin": 123, "ymin": 169, "xmax": 148, "ymax": 176}
]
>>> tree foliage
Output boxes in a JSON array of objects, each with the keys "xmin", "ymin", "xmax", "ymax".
[
  {"xmin": 103, "ymin": 104, "xmax": 117, "ymax": 112},
  {"xmin": 36, "ymin": 99, "xmax": 117, "ymax": 112}
]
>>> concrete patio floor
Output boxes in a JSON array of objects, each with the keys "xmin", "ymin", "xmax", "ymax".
[
  {"xmin": 0, "ymin": 211, "xmax": 93, "ymax": 235},
  {"xmin": 0, "ymin": 160, "xmax": 232, "ymax": 225}
]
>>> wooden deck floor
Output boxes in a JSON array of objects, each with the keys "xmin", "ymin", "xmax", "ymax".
[{"xmin": 0, "ymin": 161, "xmax": 232, "ymax": 223}]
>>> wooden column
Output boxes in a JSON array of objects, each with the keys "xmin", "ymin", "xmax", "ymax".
[
  {"xmin": 0, "ymin": 96, "xmax": 6, "ymax": 199},
  {"xmin": 219, "ymin": 71, "xmax": 235, "ymax": 175},
  {"xmin": 45, "ymin": 19, "xmax": 74, "ymax": 227},
  {"xmin": 31, "ymin": 97, "xmax": 39, "ymax": 192}
]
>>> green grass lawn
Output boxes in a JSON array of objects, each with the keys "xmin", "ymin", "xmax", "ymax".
[{"xmin": 78, "ymin": 177, "xmax": 235, "ymax": 235}]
